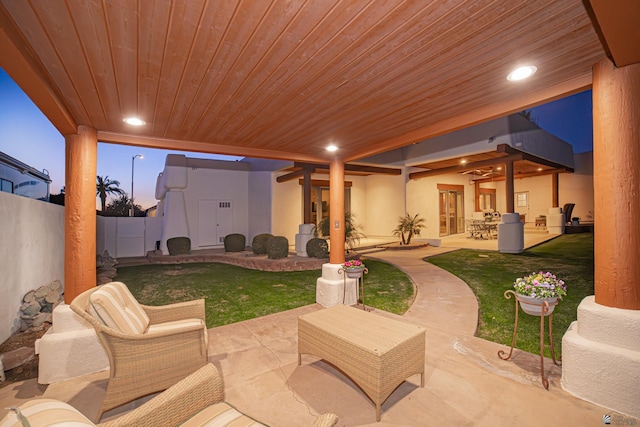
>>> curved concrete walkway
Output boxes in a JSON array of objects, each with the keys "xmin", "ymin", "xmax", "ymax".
[{"xmin": 366, "ymin": 247, "xmax": 479, "ymax": 336}]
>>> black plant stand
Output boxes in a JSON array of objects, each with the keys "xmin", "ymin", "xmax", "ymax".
[{"xmin": 498, "ymin": 290, "xmax": 561, "ymax": 389}]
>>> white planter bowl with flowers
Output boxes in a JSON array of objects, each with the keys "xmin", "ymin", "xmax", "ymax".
[{"xmin": 512, "ymin": 271, "xmax": 567, "ymax": 316}]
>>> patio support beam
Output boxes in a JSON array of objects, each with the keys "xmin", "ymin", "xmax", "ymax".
[
  {"xmin": 303, "ymin": 170, "xmax": 312, "ymax": 224},
  {"xmin": 552, "ymin": 173, "xmax": 559, "ymax": 208},
  {"xmin": 64, "ymin": 125, "xmax": 97, "ymax": 303},
  {"xmin": 593, "ymin": 58, "xmax": 640, "ymax": 310},
  {"xmin": 474, "ymin": 181, "xmax": 480, "ymax": 211},
  {"xmin": 329, "ymin": 157, "xmax": 345, "ymax": 265},
  {"xmin": 505, "ymin": 160, "xmax": 514, "ymax": 213}
]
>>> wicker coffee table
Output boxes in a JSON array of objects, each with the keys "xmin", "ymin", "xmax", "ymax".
[{"xmin": 298, "ymin": 305, "xmax": 426, "ymax": 421}]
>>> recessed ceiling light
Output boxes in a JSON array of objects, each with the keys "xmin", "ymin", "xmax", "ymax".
[
  {"xmin": 123, "ymin": 117, "xmax": 146, "ymax": 126},
  {"xmin": 460, "ymin": 159, "xmax": 467, "ymax": 164},
  {"xmin": 326, "ymin": 145, "xmax": 338, "ymax": 152},
  {"xmin": 537, "ymin": 167, "xmax": 543, "ymax": 171},
  {"xmin": 507, "ymin": 66, "xmax": 537, "ymax": 81}
]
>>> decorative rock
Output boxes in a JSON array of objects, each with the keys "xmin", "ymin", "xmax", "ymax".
[
  {"xmin": 15, "ymin": 280, "xmax": 64, "ymax": 337},
  {"xmin": 31, "ymin": 312, "xmax": 50, "ymax": 327},
  {"xmin": 96, "ymin": 250, "xmax": 118, "ymax": 285},
  {"xmin": 34, "ymin": 285, "xmax": 49, "ymax": 298},
  {"xmin": 49, "ymin": 280, "xmax": 62, "ymax": 291},
  {"xmin": 23, "ymin": 291, "xmax": 36, "ymax": 303},
  {"xmin": 45, "ymin": 289, "xmax": 61, "ymax": 304},
  {"xmin": 21, "ymin": 301, "xmax": 41, "ymax": 317}
]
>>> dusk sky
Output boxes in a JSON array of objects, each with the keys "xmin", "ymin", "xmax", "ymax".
[{"xmin": 0, "ymin": 68, "xmax": 593, "ymax": 209}]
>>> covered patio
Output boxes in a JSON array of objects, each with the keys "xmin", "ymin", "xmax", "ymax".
[{"xmin": 1, "ymin": 0, "xmax": 639, "ymax": 424}]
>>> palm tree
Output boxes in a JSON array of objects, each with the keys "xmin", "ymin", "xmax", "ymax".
[
  {"xmin": 96, "ymin": 176, "xmax": 125, "ymax": 211},
  {"xmin": 393, "ymin": 213, "xmax": 425, "ymax": 245}
]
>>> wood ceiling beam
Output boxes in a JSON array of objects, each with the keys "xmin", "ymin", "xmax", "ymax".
[
  {"xmin": 521, "ymin": 153, "xmax": 575, "ymax": 173},
  {"xmin": 276, "ymin": 169, "xmax": 307, "ymax": 183},
  {"xmin": 293, "ymin": 162, "xmax": 402, "ymax": 175},
  {"xmin": 409, "ymin": 154, "xmax": 523, "ymax": 180},
  {"xmin": 472, "ymin": 168, "xmax": 568, "ymax": 183},
  {"xmin": 97, "ymin": 131, "xmax": 326, "ymax": 163},
  {"xmin": 585, "ymin": 0, "xmax": 640, "ymax": 67}
]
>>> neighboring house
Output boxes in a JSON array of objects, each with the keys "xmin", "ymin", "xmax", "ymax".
[
  {"xmin": 0, "ymin": 151, "xmax": 51, "ymax": 201},
  {"xmin": 148, "ymin": 114, "xmax": 593, "ymax": 254}
]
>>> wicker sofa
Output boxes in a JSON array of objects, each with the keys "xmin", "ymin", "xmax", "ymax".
[
  {"xmin": 69, "ymin": 282, "xmax": 209, "ymax": 421},
  {"xmin": 0, "ymin": 363, "xmax": 339, "ymax": 427}
]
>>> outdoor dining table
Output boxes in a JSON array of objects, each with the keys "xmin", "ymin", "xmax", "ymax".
[{"xmin": 467, "ymin": 219, "xmax": 498, "ymax": 240}]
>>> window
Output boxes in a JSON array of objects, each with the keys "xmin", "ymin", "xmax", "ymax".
[{"xmin": 1, "ymin": 178, "xmax": 13, "ymax": 193}]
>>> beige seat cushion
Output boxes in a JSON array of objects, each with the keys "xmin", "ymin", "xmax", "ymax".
[
  {"xmin": 89, "ymin": 281, "xmax": 150, "ymax": 334},
  {"xmin": 0, "ymin": 399, "xmax": 95, "ymax": 427},
  {"xmin": 180, "ymin": 402, "xmax": 266, "ymax": 427}
]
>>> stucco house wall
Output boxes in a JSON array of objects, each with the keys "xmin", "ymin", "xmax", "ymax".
[
  {"xmin": 248, "ymin": 171, "xmax": 273, "ymax": 242},
  {"xmin": 406, "ymin": 172, "xmax": 476, "ymax": 239},
  {"xmin": 560, "ymin": 151, "xmax": 594, "ymax": 222},
  {"xmin": 361, "ymin": 173, "xmax": 405, "ymax": 238},
  {"xmin": 0, "ymin": 191, "xmax": 64, "ymax": 343},
  {"xmin": 181, "ymin": 167, "xmax": 250, "ymax": 248},
  {"xmin": 271, "ymin": 174, "xmax": 301, "ymax": 243}
]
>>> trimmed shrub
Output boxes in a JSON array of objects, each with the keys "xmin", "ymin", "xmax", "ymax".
[
  {"xmin": 306, "ymin": 238, "xmax": 328, "ymax": 258},
  {"xmin": 252, "ymin": 233, "xmax": 273, "ymax": 255},
  {"xmin": 224, "ymin": 233, "xmax": 246, "ymax": 252},
  {"xmin": 267, "ymin": 236, "xmax": 289, "ymax": 259},
  {"xmin": 167, "ymin": 237, "xmax": 191, "ymax": 256}
]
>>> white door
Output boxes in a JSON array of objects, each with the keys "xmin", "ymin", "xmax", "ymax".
[
  {"xmin": 198, "ymin": 200, "xmax": 233, "ymax": 246},
  {"xmin": 215, "ymin": 201, "xmax": 233, "ymax": 243}
]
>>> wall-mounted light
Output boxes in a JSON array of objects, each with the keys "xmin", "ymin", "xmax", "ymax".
[{"xmin": 507, "ymin": 66, "xmax": 537, "ymax": 81}]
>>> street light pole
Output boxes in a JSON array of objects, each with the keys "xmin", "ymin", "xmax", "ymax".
[{"xmin": 131, "ymin": 154, "xmax": 143, "ymax": 216}]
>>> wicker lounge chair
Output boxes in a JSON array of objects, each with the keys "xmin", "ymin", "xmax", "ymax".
[
  {"xmin": 0, "ymin": 363, "xmax": 339, "ymax": 427},
  {"xmin": 69, "ymin": 282, "xmax": 209, "ymax": 421}
]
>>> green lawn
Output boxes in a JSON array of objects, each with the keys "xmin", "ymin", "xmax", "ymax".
[
  {"xmin": 114, "ymin": 259, "xmax": 414, "ymax": 328},
  {"xmin": 115, "ymin": 234, "xmax": 592, "ymax": 356},
  {"xmin": 426, "ymin": 233, "xmax": 594, "ymax": 356}
]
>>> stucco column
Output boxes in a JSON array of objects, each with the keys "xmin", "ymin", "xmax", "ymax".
[
  {"xmin": 316, "ymin": 157, "xmax": 354, "ymax": 307},
  {"xmin": 64, "ymin": 125, "xmax": 97, "ymax": 302},
  {"xmin": 329, "ymin": 157, "xmax": 345, "ymax": 264},
  {"xmin": 562, "ymin": 58, "xmax": 640, "ymax": 419},
  {"xmin": 593, "ymin": 58, "xmax": 640, "ymax": 310}
]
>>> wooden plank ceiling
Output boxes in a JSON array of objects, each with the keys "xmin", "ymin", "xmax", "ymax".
[{"xmin": 0, "ymin": 0, "xmax": 610, "ymax": 164}]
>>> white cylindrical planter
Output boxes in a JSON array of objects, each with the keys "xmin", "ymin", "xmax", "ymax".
[
  {"xmin": 498, "ymin": 213, "xmax": 524, "ymax": 254},
  {"xmin": 295, "ymin": 223, "xmax": 315, "ymax": 257},
  {"xmin": 547, "ymin": 207, "xmax": 565, "ymax": 235}
]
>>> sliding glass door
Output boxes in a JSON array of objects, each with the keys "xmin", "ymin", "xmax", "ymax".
[{"xmin": 439, "ymin": 189, "xmax": 464, "ymax": 236}]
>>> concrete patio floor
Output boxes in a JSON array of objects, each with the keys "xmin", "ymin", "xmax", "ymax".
[{"xmin": 0, "ymin": 235, "xmax": 614, "ymax": 426}]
